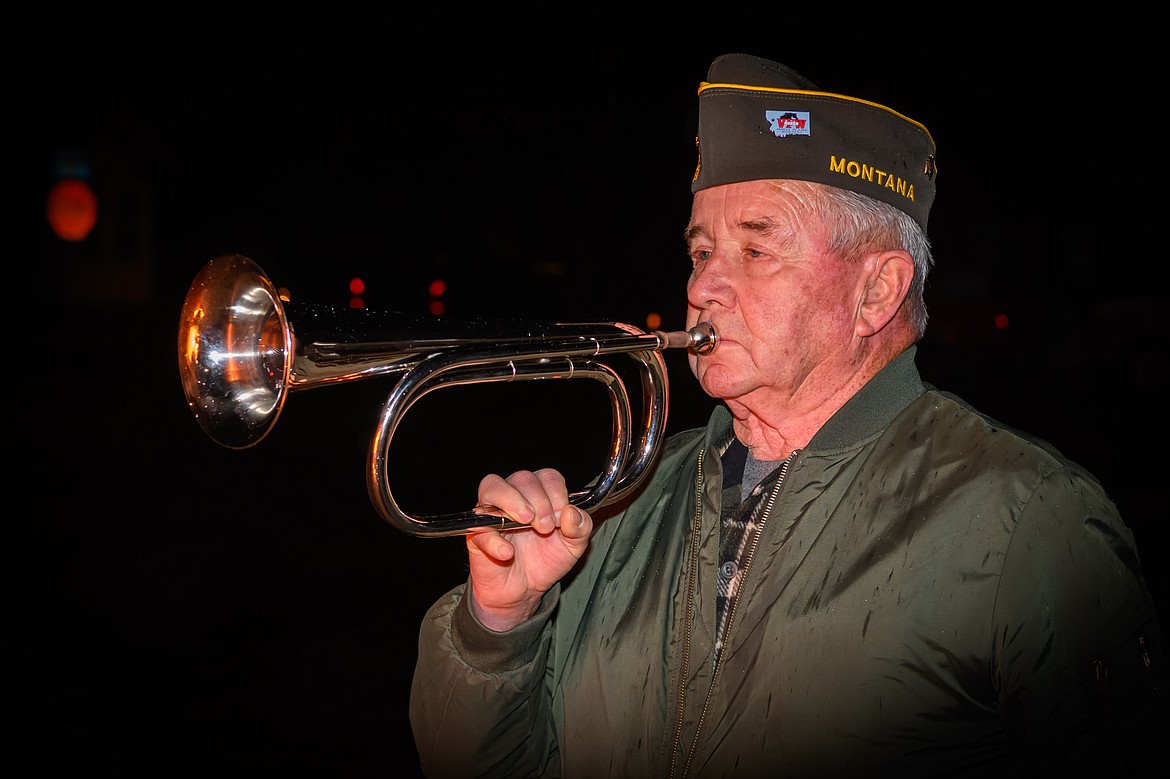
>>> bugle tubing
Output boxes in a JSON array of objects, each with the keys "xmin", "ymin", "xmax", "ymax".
[{"xmin": 177, "ymin": 254, "xmax": 717, "ymax": 537}]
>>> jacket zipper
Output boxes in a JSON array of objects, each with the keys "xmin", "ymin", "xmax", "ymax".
[{"xmin": 669, "ymin": 448, "xmax": 800, "ymax": 779}]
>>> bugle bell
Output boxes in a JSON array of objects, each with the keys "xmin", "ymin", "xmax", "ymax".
[{"xmin": 177, "ymin": 254, "xmax": 717, "ymax": 537}]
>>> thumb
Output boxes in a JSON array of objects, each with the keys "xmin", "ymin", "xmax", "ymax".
[{"xmin": 557, "ymin": 505, "xmax": 593, "ymax": 549}]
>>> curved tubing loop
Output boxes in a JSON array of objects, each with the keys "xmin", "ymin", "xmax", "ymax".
[{"xmin": 367, "ymin": 340, "xmax": 668, "ymax": 537}]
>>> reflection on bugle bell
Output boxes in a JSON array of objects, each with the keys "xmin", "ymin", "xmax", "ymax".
[{"xmin": 177, "ymin": 254, "xmax": 717, "ymax": 537}]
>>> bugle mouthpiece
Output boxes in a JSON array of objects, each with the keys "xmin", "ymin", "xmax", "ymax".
[{"xmin": 655, "ymin": 322, "xmax": 717, "ymax": 355}]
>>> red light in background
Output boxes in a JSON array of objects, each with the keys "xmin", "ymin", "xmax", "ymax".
[
  {"xmin": 645, "ymin": 312, "xmax": 662, "ymax": 331},
  {"xmin": 428, "ymin": 278, "xmax": 446, "ymax": 316},
  {"xmin": 349, "ymin": 296, "xmax": 364, "ymax": 309},
  {"xmin": 349, "ymin": 277, "xmax": 365, "ymax": 296},
  {"xmin": 994, "ymin": 313, "xmax": 1009, "ymax": 329},
  {"xmin": 47, "ymin": 178, "xmax": 97, "ymax": 241}
]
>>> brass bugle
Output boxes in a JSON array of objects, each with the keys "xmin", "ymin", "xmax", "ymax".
[{"xmin": 177, "ymin": 254, "xmax": 717, "ymax": 537}]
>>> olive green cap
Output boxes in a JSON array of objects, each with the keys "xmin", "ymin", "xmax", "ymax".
[{"xmin": 692, "ymin": 53, "xmax": 938, "ymax": 230}]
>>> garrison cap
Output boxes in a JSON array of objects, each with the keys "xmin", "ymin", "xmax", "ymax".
[{"xmin": 692, "ymin": 53, "xmax": 937, "ymax": 230}]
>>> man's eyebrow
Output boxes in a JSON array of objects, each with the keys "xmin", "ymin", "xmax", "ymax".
[
  {"xmin": 740, "ymin": 217, "xmax": 791, "ymax": 238},
  {"xmin": 684, "ymin": 217, "xmax": 798, "ymax": 245},
  {"xmin": 683, "ymin": 224, "xmax": 706, "ymax": 244}
]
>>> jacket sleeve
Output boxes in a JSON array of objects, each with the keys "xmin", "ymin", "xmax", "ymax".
[
  {"xmin": 409, "ymin": 580, "xmax": 561, "ymax": 778},
  {"xmin": 993, "ymin": 465, "xmax": 1167, "ymax": 774}
]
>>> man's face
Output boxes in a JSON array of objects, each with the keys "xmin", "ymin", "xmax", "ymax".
[{"xmin": 684, "ymin": 180, "xmax": 869, "ymax": 406}]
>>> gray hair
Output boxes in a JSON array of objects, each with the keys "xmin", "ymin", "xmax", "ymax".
[{"xmin": 791, "ymin": 181, "xmax": 934, "ymax": 341}]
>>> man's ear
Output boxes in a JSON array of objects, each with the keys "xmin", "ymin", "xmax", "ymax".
[{"xmin": 855, "ymin": 250, "xmax": 914, "ymax": 337}]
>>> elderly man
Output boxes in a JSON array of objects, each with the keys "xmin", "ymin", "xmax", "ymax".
[{"xmin": 409, "ymin": 53, "xmax": 1165, "ymax": 778}]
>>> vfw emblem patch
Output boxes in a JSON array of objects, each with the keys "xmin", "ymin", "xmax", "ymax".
[{"xmin": 765, "ymin": 110, "xmax": 811, "ymax": 137}]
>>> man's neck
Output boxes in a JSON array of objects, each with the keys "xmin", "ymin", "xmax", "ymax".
[{"xmin": 726, "ymin": 337, "xmax": 910, "ymax": 460}]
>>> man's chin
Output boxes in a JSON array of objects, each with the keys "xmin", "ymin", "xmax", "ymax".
[{"xmin": 696, "ymin": 369, "xmax": 745, "ymax": 400}]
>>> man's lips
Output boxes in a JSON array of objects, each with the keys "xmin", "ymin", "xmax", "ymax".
[{"xmin": 701, "ymin": 324, "xmax": 734, "ymax": 348}]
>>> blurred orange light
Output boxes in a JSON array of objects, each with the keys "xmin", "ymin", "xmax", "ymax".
[
  {"xmin": 645, "ymin": 312, "xmax": 662, "ymax": 331},
  {"xmin": 46, "ymin": 178, "xmax": 97, "ymax": 241},
  {"xmin": 428, "ymin": 279, "xmax": 446, "ymax": 298},
  {"xmin": 994, "ymin": 313, "xmax": 1009, "ymax": 329},
  {"xmin": 349, "ymin": 277, "xmax": 365, "ymax": 295}
]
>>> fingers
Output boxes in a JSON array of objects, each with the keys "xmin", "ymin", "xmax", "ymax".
[
  {"xmin": 466, "ymin": 526, "xmax": 515, "ymax": 562},
  {"xmin": 467, "ymin": 469, "xmax": 594, "ymax": 628},
  {"xmin": 533, "ymin": 468, "xmax": 571, "ymax": 530},
  {"xmin": 478, "ymin": 468, "xmax": 570, "ymax": 535}
]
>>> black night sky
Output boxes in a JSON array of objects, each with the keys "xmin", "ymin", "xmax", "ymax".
[{"xmin": 14, "ymin": 6, "xmax": 1168, "ymax": 777}]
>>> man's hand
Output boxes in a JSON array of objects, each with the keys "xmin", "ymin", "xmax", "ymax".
[{"xmin": 466, "ymin": 468, "xmax": 593, "ymax": 631}]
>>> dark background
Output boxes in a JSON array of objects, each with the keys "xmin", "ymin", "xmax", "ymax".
[{"xmin": 13, "ymin": 6, "xmax": 1167, "ymax": 777}]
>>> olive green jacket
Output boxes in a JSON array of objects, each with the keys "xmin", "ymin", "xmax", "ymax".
[{"xmin": 410, "ymin": 347, "xmax": 1165, "ymax": 777}]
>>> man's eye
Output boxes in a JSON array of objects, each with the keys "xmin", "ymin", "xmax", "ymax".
[{"xmin": 692, "ymin": 250, "xmax": 711, "ymax": 264}]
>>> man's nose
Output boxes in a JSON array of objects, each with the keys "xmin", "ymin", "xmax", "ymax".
[{"xmin": 687, "ymin": 254, "xmax": 735, "ymax": 309}]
